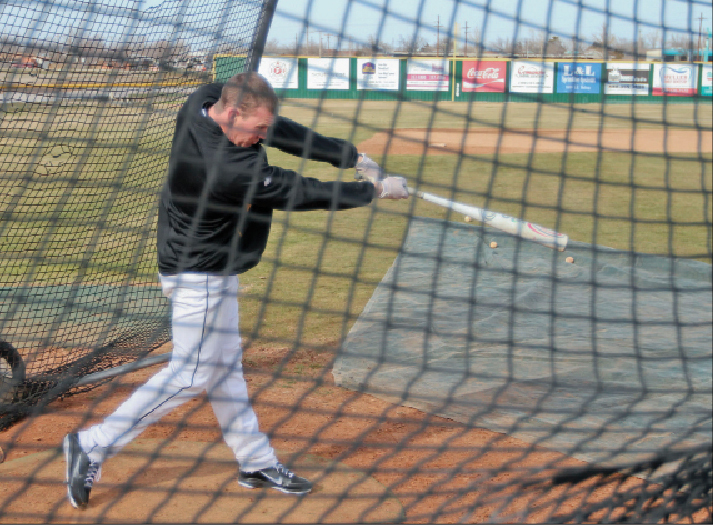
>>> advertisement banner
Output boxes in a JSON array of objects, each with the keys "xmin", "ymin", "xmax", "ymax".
[
  {"xmin": 307, "ymin": 58, "xmax": 350, "ymax": 90},
  {"xmin": 604, "ymin": 63, "xmax": 650, "ymax": 95},
  {"xmin": 510, "ymin": 61, "xmax": 554, "ymax": 93},
  {"xmin": 462, "ymin": 61, "xmax": 507, "ymax": 92},
  {"xmin": 702, "ymin": 65, "xmax": 712, "ymax": 96},
  {"xmin": 258, "ymin": 57, "xmax": 298, "ymax": 89},
  {"xmin": 556, "ymin": 62, "xmax": 601, "ymax": 93},
  {"xmin": 652, "ymin": 63, "xmax": 698, "ymax": 96},
  {"xmin": 406, "ymin": 59, "xmax": 449, "ymax": 91},
  {"xmin": 357, "ymin": 58, "xmax": 400, "ymax": 90}
]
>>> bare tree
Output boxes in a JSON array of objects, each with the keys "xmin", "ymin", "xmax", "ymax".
[
  {"xmin": 666, "ymin": 32, "xmax": 694, "ymax": 53},
  {"xmin": 396, "ymin": 34, "xmax": 429, "ymax": 54},
  {"xmin": 645, "ymin": 29, "xmax": 662, "ymax": 50},
  {"xmin": 295, "ymin": 37, "xmax": 320, "ymax": 56},
  {"xmin": 521, "ymin": 30, "xmax": 548, "ymax": 58},
  {"xmin": 354, "ymin": 34, "xmax": 387, "ymax": 56},
  {"xmin": 469, "ymin": 27, "xmax": 483, "ymax": 56},
  {"xmin": 264, "ymin": 38, "xmax": 283, "ymax": 54},
  {"xmin": 491, "ymin": 36, "xmax": 514, "ymax": 55},
  {"xmin": 437, "ymin": 37, "xmax": 450, "ymax": 57},
  {"xmin": 593, "ymin": 21, "xmax": 621, "ymax": 60}
]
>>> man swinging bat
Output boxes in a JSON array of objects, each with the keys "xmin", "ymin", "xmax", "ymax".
[{"xmin": 63, "ymin": 71, "xmax": 407, "ymax": 507}]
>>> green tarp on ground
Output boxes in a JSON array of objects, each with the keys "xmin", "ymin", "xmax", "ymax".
[{"xmin": 335, "ymin": 217, "xmax": 712, "ymax": 466}]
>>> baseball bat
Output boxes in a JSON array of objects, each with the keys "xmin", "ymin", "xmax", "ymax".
[{"xmin": 407, "ymin": 187, "xmax": 569, "ymax": 251}]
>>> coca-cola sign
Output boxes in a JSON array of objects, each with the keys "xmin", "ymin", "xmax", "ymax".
[
  {"xmin": 467, "ymin": 67, "xmax": 499, "ymax": 79},
  {"xmin": 462, "ymin": 61, "xmax": 506, "ymax": 92}
]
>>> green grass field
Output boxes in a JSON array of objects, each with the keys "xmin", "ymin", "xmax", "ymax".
[{"xmin": 1, "ymin": 99, "xmax": 711, "ymax": 349}]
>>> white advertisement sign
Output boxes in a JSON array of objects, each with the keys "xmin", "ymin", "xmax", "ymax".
[
  {"xmin": 652, "ymin": 63, "xmax": 698, "ymax": 96},
  {"xmin": 702, "ymin": 65, "xmax": 712, "ymax": 96},
  {"xmin": 406, "ymin": 59, "xmax": 449, "ymax": 91},
  {"xmin": 357, "ymin": 58, "xmax": 399, "ymax": 90},
  {"xmin": 258, "ymin": 57, "xmax": 298, "ymax": 89},
  {"xmin": 510, "ymin": 61, "xmax": 554, "ymax": 93},
  {"xmin": 307, "ymin": 58, "xmax": 350, "ymax": 90},
  {"xmin": 604, "ymin": 63, "xmax": 650, "ymax": 95}
]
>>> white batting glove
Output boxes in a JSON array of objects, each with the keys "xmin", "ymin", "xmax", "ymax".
[
  {"xmin": 376, "ymin": 176, "xmax": 409, "ymax": 199},
  {"xmin": 355, "ymin": 153, "xmax": 382, "ymax": 183}
]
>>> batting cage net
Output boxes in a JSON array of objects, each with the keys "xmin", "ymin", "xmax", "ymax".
[
  {"xmin": 0, "ymin": 0, "xmax": 711, "ymax": 523},
  {"xmin": 0, "ymin": 0, "xmax": 272, "ymax": 425}
]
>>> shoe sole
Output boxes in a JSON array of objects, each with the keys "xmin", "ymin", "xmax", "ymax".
[
  {"xmin": 63, "ymin": 435, "xmax": 84, "ymax": 509},
  {"xmin": 238, "ymin": 479, "xmax": 311, "ymax": 495}
]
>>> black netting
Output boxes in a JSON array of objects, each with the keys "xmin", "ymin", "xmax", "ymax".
[
  {"xmin": 0, "ymin": 0, "xmax": 710, "ymax": 523},
  {"xmin": 0, "ymin": 0, "xmax": 272, "ymax": 425}
]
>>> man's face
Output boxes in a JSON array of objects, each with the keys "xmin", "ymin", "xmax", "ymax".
[{"xmin": 227, "ymin": 106, "xmax": 274, "ymax": 147}]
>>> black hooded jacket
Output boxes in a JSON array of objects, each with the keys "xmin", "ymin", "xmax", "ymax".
[{"xmin": 157, "ymin": 83, "xmax": 375, "ymax": 275}]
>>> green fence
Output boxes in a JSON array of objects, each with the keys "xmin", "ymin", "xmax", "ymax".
[{"xmin": 214, "ymin": 55, "xmax": 712, "ymax": 103}]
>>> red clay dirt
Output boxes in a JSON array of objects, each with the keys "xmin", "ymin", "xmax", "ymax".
[
  {"xmin": 357, "ymin": 128, "xmax": 712, "ymax": 156},
  {"xmin": 1, "ymin": 344, "xmax": 710, "ymax": 523}
]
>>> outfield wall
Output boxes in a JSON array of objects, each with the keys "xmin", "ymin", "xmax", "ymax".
[{"xmin": 214, "ymin": 55, "xmax": 713, "ymax": 103}]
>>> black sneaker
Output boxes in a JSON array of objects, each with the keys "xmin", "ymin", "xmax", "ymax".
[
  {"xmin": 63, "ymin": 433, "xmax": 101, "ymax": 508},
  {"xmin": 238, "ymin": 463, "xmax": 312, "ymax": 495}
]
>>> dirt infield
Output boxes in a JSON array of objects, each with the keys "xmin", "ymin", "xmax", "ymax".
[
  {"xmin": 0, "ymin": 440, "xmax": 403, "ymax": 523},
  {"xmin": 0, "ymin": 345, "xmax": 578, "ymax": 523},
  {"xmin": 357, "ymin": 128, "xmax": 713, "ymax": 155},
  {"xmin": 1, "ymin": 344, "xmax": 710, "ymax": 523}
]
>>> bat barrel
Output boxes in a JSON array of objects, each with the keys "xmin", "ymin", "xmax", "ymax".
[{"xmin": 407, "ymin": 187, "xmax": 569, "ymax": 251}]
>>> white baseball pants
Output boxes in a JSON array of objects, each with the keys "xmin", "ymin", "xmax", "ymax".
[{"xmin": 78, "ymin": 273, "xmax": 278, "ymax": 472}]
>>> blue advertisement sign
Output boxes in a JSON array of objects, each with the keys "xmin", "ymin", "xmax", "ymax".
[{"xmin": 557, "ymin": 62, "xmax": 602, "ymax": 94}]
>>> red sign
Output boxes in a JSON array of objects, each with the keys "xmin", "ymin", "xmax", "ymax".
[{"xmin": 462, "ymin": 61, "xmax": 507, "ymax": 92}]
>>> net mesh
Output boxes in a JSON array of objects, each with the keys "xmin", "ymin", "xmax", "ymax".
[
  {"xmin": 0, "ymin": 0, "xmax": 711, "ymax": 523},
  {"xmin": 0, "ymin": 0, "xmax": 270, "ymax": 426}
]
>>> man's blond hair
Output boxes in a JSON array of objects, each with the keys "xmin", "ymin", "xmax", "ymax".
[{"xmin": 215, "ymin": 72, "xmax": 278, "ymax": 115}]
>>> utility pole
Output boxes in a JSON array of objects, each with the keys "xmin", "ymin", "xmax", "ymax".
[
  {"xmin": 464, "ymin": 21, "xmax": 469, "ymax": 57},
  {"xmin": 436, "ymin": 15, "xmax": 442, "ymax": 57},
  {"xmin": 698, "ymin": 13, "xmax": 708, "ymax": 61},
  {"xmin": 637, "ymin": 28, "xmax": 642, "ymax": 59}
]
